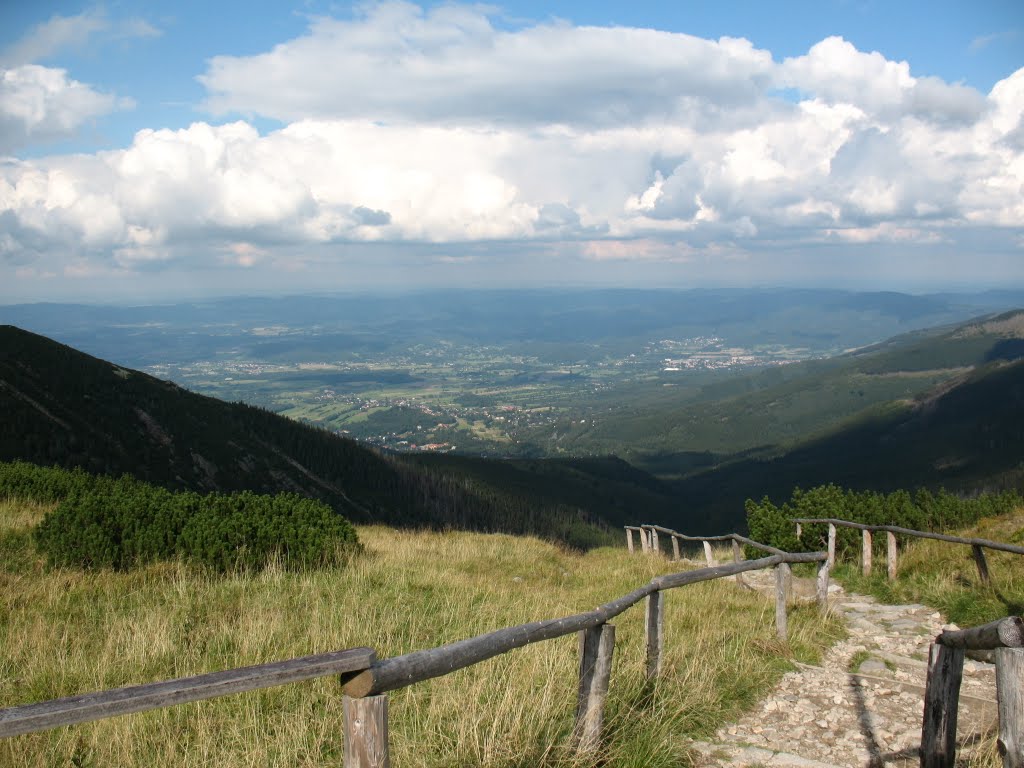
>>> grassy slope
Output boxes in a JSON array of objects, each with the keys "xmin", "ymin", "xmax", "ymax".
[
  {"xmin": 0, "ymin": 500, "xmax": 842, "ymax": 768},
  {"xmin": 833, "ymin": 509, "xmax": 1024, "ymax": 626}
]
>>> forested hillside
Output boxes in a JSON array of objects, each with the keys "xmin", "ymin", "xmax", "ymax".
[
  {"xmin": 672, "ymin": 356, "xmax": 1024, "ymax": 533},
  {"xmin": 0, "ymin": 325, "xmax": 609, "ymax": 546}
]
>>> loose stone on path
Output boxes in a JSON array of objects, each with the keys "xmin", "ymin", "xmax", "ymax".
[{"xmin": 688, "ymin": 572, "xmax": 998, "ymax": 767}]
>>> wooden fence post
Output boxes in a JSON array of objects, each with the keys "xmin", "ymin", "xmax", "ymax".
[
  {"xmin": 343, "ymin": 695, "xmax": 390, "ymax": 768},
  {"xmin": 816, "ymin": 560, "xmax": 830, "ymax": 612},
  {"xmin": 645, "ymin": 591, "xmax": 664, "ymax": 681},
  {"xmin": 703, "ymin": 540, "xmax": 715, "ymax": 567},
  {"xmin": 862, "ymin": 529, "xmax": 873, "ymax": 577},
  {"xmin": 671, "ymin": 536, "xmax": 680, "ymax": 562},
  {"xmin": 887, "ymin": 532, "xmax": 898, "ymax": 580},
  {"xmin": 650, "ymin": 528, "xmax": 660, "ymax": 555},
  {"xmin": 775, "ymin": 564, "xmax": 790, "ymax": 642},
  {"xmin": 973, "ymin": 545, "xmax": 992, "ymax": 585},
  {"xmin": 574, "ymin": 623, "xmax": 616, "ymax": 755},
  {"xmin": 995, "ymin": 647, "xmax": 1023, "ymax": 768},
  {"xmin": 732, "ymin": 539, "xmax": 744, "ymax": 583},
  {"xmin": 626, "ymin": 529, "xmax": 634, "ymax": 553},
  {"xmin": 639, "ymin": 529, "xmax": 649, "ymax": 554},
  {"xmin": 796, "ymin": 522, "xmax": 802, "ymax": 541},
  {"xmin": 921, "ymin": 642, "xmax": 965, "ymax": 768},
  {"xmin": 827, "ymin": 524, "xmax": 836, "ymax": 569}
]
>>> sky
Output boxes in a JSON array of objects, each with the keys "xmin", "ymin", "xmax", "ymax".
[{"xmin": 1, "ymin": 1, "xmax": 1022, "ymax": 303}]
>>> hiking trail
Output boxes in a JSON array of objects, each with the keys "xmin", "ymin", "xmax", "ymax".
[{"xmin": 688, "ymin": 570, "xmax": 998, "ymax": 767}]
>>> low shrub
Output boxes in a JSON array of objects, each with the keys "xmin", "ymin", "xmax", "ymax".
[
  {"xmin": 7, "ymin": 461, "xmax": 360, "ymax": 571},
  {"xmin": 745, "ymin": 483, "xmax": 1022, "ymax": 557}
]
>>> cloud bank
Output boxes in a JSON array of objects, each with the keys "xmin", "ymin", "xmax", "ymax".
[
  {"xmin": 0, "ymin": 9, "xmax": 154, "ymax": 154},
  {"xmin": 2, "ymin": 2, "xmax": 1022, "ymax": 293}
]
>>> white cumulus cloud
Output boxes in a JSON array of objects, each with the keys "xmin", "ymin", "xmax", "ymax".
[
  {"xmin": 200, "ymin": 1, "xmax": 774, "ymax": 129},
  {"xmin": 0, "ymin": 65, "xmax": 129, "ymax": 153},
  {"xmin": 0, "ymin": 8, "xmax": 156, "ymax": 154}
]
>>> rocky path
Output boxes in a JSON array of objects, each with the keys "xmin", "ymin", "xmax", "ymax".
[{"xmin": 689, "ymin": 572, "xmax": 999, "ymax": 767}]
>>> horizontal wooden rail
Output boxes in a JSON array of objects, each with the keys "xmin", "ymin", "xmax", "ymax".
[
  {"xmin": 634, "ymin": 524, "xmax": 787, "ymax": 555},
  {"xmin": 937, "ymin": 616, "xmax": 1024, "ymax": 651},
  {"xmin": 341, "ymin": 551, "xmax": 825, "ymax": 698},
  {"xmin": 790, "ymin": 518, "xmax": 1024, "ymax": 556},
  {"xmin": 640, "ymin": 524, "xmax": 733, "ymax": 542},
  {"xmin": 0, "ymin": 647, "xmax": 375, "ymax": 739}
]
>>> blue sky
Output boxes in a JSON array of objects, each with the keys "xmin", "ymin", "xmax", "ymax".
[{"xmin": 1, "ymin": 1, "xmax": 1022, "ymax": 302}]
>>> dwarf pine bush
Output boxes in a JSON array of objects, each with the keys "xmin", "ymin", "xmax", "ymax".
[
  {"xmin": 745, "ymin": 483, "xmax": 1022, "ymax": 556},
  {"xmin": 7, "ymin": 461, "xmax": 360, "ymax": 572}
]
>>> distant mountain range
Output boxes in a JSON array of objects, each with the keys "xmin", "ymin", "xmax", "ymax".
[
  {"xmin": 4, "ymin": 288, "xmax": 1024, "ymax": 368},
  {"xmin": 2, "ymin": 308, "xmax": 1023, "ymax": 538}
]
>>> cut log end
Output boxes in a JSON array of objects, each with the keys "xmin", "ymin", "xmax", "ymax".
[{"xmin": 341, "ymin": 668, "xmax": 378, "ymax": 699}]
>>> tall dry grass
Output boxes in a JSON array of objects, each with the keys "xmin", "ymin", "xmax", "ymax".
[{"xmin": 1, "ymin": 504, "xmax": 842, "ymax": 767}]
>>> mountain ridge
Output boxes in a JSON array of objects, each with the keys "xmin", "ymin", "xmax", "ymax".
[{"xmin": 0, "ymin": 324, "xmax": 615, "ymax": 546}]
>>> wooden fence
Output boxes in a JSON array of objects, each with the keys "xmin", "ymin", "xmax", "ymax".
[
  {"xmin": 790, "ymin": 517, "xmax": 1024, "ymax": 582},
  {"xmin": 625, "ymin": 523, "xmax": 832, "ymax": 642},
  {"xmin": 0, "ymin": 547, "xmax": 826, "ymax": 767},
  {"xmin": 631, "ymin": 522, "xmax": 1024, "ymax": 767},
  {"xmin": 922, "ymin": 616, "xmax": 1023, "ymax": 768}
]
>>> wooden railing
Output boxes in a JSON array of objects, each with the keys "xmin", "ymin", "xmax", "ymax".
[
  {"xmin": 0, "ymin": 548, "xmax": 827, "ymax": 767},
  {"xmin": 790, "ymin": 517, "xmax": 1024, "ymax": 582},
  {"xmin": 0, "ymin": 647, "xmax": 375, "ymax": 738},
  {"xmin": 624, "ymin": 524, "xmax": 832, "ymax": 644},
  {"xmin": 629, "ymin": 522, "xmax": 1024, "ymax": 767},
  {"xmin": 922, "ymin": 616, "xmax": 1023, "ymax": 768}
]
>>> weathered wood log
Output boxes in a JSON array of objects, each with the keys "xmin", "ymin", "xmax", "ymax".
[
  {"xmin": 827, "ymin": 524, "xmax": 836, "ymax": 569},
  {"xmin": 343, "ymin": 695, "xmax": 390, "ymax": 768},
  {"xmin": 995, "ymin": 648, "xmax": 1023, "ymax": 768},
  {"xmin": 573, "ymin": 623, "xmax": 615, "ymax": 755},
  {"xmin": 652, "ymin": 552, "xmax": 825, "ymax": 590},
  {"xmin": 634, "ymin": 526, "xmax": 786, "ymax": 558},
  {"xmin": 887, "ymin": 532, "xmax": 898, "ymax": 580},
  {"xmin": 671, "ymin": 535, "xmax": 681, "ymax": 561},
  {"xmin": 729, "ymin": 533, "xmax": 788, "ymax": 556},
  {"xmin": 775, "ymin": 564, "xmax": 790, "ymax": 642},
  {"xmin": 0, "ymin": 647, "xmax": 376, "ymax": 739},
  {"xmin": 651, "ymin": 527, "xmax": 660, "ymax": 554},
  {"xmin": 626, "ymin": 528, "xmax": 634, "ymax": 553},
  {"xmin": 921, "ymin": 642, "xmax": 965, "ymax": 768},
  {"xmin": 703, "ymin": 540, "xmax": 715, "ymax": 567},
  {"xmin": 732, "ymin": 539, "xmax": 744, "ymax": 584},
  {"xmin": 639, "ymin": 527, "xmax": 649, "ymax": 553},
  {"xmin": 796, "ymin": 522, "xmax": 802, "ymax": 540},
  {"xmin": 343, "ymin": 552, "xmax": 826, "ymax": 697},
  {"xmin": 790, "ymin": 518, "xmax": 1024, "ymax": 556},
  {"xmin": 973, "ymin": 545, "xmax": 992, "ymax": 584},
  {"xmin": 862, "ymin": 529, "xmax": 873, "ymax": 577},
  {"xmin": 643, "ymin": 525, "xmax": 733, "ymax": 542},
  {"xmin": 938, "ymin": 617, "xmax": 1024, "ymax": 650},
  {"xmin": 816, "ymin": 560, "xmax": 830, "ymax": 612},
  {"xmin": 645, "ymin": 591, "xmax": 664, "ymax": 681}
]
